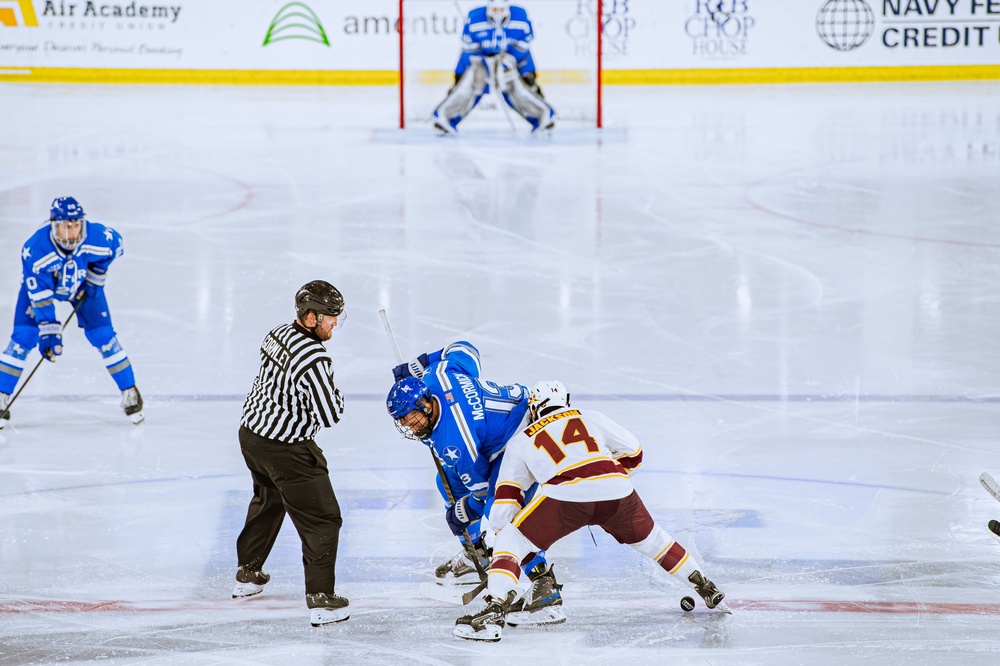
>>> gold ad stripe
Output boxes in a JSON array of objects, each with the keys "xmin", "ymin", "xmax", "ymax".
[
  {"xmin": 605, "ymin": 65, "xmax": 1000, "ymax": 86},
  {"xmin": 2, "ymin": 65, "xmax": 999, "ymax": 87}
]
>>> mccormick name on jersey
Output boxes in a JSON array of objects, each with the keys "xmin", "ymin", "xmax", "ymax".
[{"xmin": 455, "ymin": 373, "xmax": 485, "ymax": 421}]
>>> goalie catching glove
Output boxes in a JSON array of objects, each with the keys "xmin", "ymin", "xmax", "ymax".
[{"xmin": 446, "ymin": 494, "xmax": 485, "ymax": 536}]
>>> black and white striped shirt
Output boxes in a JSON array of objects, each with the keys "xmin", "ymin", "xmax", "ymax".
[{"xmin": 241, "ymin": 322, "xmax": 344, "ymax": 442}]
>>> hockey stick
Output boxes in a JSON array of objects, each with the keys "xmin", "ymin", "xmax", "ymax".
[
  {"xmin": 980, "ymin": 472, "xmax": 1000, "ymax": 502},
  {"xmin": 977, "ymin": 473, "xmax": 1000, "ymax": 537},
  {"xmin": 486, "ymin": 55, "xmax": 519, "ymax": 135},
  {"xmin": 1, "ymin": 294, "xmax": 85, "ymax": 422},
  {"xmin": 379, "ymin": 309, "xmax": 490, "ymax": 605}
]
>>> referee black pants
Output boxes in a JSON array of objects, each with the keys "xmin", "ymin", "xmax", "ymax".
[{"xmin": 236, "ymin": 426, "xmax": 343, "ymax": 595}]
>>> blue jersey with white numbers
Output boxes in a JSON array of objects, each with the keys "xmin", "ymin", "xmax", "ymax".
[
  {"xmin": 421, "ymin": 341, "xmax": 529, "ymax": 507},
  {"xmin": 20, "ymin": 221, "xmax": 123, "ymax": 324},
  {"xmin": 456, "ymin": 5, "xmax": 536, "ymax": 78}
]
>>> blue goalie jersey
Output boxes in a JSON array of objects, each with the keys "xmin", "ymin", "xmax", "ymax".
[
  {"xmin": 20, "ymin": 221, "xmax": 124, "ymax": 324},
  {"xmin": 456, "ymin": 5, "xmax": 537, "ymax": 78},
  {"xmin": 422, "ymin": 341, "xmax": 530, "ymax": 508}
]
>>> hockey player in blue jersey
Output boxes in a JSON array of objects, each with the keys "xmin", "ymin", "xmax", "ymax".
[
  {"xmin": 0, "ymin": 197, "xmax": 143, "ymax": 429},
  {"xmin": 432, "ymin": 0, "xmax": 556, "ymax": 134},
  {"xmin": 386, "ymin": 341, "xmax": 565, "ymax": 626}
]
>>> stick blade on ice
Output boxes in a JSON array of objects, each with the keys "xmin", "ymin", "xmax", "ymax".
[{"xmin": 980, "ymin": 472, "xmax": 1000, "ymax": 502}]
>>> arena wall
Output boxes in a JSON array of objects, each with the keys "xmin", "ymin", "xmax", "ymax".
[{"xmin": 1, "ymin": 1, "xmax": 998, "ymax": 85}]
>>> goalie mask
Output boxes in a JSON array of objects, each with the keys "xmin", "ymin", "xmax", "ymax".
[
  {"xmin": 529, "ymin": 380, "xmax": 570, "ymax": 421},
  {"xmin": 49, "ymin": 196, "xmax": 87, "ymax": 252},
  {"xmin": 387, "ymin": 377, "xmax": 436, "ymax": 440},
  {"xmin": 487, "ymin": 0, "xmax": 510, "ymax": 25}
]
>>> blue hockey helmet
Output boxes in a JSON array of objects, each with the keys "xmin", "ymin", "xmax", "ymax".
[
  {"xmin": 49, "ymin": 196, "xmax": 86, "ymax": 251},
  {"xmin": 50, "ymin": 196, "xmax": 85, "ymax": 221},
  {"xmin": 386, "ymin": 377, "xmax": 434, "ymax": 440}
]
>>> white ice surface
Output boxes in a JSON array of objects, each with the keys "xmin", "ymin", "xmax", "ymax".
[{"xmin": 0, "ymin": 81, "xmax": 999, "ymax": 664}]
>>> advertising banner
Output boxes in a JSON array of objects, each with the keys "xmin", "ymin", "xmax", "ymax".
[{"xmin": 0, "ymin": 0, "xmax": 998, "ymax": 85}]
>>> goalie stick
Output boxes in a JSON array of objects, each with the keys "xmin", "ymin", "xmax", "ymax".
[
  {"xmin": 977, "ymin": 473, "xmax": 1000, "ymax": 537},
  {"xmin": 379, "ymin": 309, "xmax": 489, "ymax": 605}
]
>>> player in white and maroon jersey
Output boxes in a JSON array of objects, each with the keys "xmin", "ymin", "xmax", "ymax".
[{"xmin": 454, "ymin": 380, "xmax": 729, "ymax": 642}]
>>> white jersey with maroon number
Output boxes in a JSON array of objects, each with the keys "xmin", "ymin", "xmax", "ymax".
[{"xmin": 491, "ymin": 407, "xmax": 645, "ymax": 528}]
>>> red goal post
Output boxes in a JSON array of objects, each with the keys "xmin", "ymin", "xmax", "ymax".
[{"xmin": 398, "ymin": 0, "xmax": 604, "ymax": 129}]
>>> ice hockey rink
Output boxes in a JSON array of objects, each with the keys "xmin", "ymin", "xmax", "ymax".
[{"xmin": 1, "ymin": 80, "xmax": 999, "ymax": 664}]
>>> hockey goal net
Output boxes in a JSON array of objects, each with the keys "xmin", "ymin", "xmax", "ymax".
[{"xmin": 398, "ymin": 0, "xmax": 603, "ymax": 129}]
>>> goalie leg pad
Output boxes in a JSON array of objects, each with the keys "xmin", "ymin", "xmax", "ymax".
[
  {"xmin": 497, "ymin": 64, "xmax": 555, "ymax": 132},
  {"xmin": 433, "ymin": 61, "xmax": 489, "ymax": 132}
]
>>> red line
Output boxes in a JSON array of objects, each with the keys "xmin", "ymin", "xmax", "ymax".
[
  {"xmin": 728, "ymin": 599, "xmax": 1000, "ymax": 615},
  {"xmin": 0, "ymin": 600, "xmax": 294, "ymax": 613}
]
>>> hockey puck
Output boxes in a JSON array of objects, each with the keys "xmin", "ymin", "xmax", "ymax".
[
  {"xmin": 680, "ymin": 596, "xmax": 696, "ymax": 612},
  {"xmin": 989, "ymin": 519, "xmax": 1000, "ymax": 537}
]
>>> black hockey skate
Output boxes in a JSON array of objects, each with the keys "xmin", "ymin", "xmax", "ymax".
[
  {"xmin": 435, "ymin": 541, "xmax": 490, "ymax": 586},
  {"xmin": 688, "ymin": 570, "xmax": 731, "ymax": 614},
  {"xmin": 0, "ymin": 392, "xmax": 9, "ymax": 429},
  {"xmin": 453, "ymin": 591, "xmax": 516, "ymax": 642},
  {"xmin": 232, "ymin": 567, "xmax": 270, "ymax": 598},
  {"xmin": 506, "ymin": 563, "xmax": 566, "ymax": 627},
  {"xmin": 307, "ymin": 592, "xmax": 350, "ymax": 626}
]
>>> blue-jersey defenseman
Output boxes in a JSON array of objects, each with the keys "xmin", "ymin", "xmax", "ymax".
[
  {"xmin": 0, "ymin": 197, "xmax": 143, "ymax": 428},
  {"xmin": 432, "ymin": 0, "xmax": 556, "ymax": 134},
  {"xmin": 386, "ymin": 341, "xmax": 567, "ymax": 627}
]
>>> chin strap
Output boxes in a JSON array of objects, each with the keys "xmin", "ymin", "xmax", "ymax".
[{"xmin": 297, "ymin": 313, "xmax": 323, "ymax": 339}]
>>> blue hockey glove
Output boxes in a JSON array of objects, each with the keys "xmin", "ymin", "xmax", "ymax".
[
  {"xmin": 392, "ymin": 353, "xmax": 431, "ymax": 381},
  {"xmin": 81, "ymin": 270, "xmax": 106, "ymax": 301},
  {"xmin": 445, "ymin": 495, "xmax": 483, "ymax": 536},
  {"xmin": 38, "ymin": 321, "xmax": 62, "ymax": 362}
]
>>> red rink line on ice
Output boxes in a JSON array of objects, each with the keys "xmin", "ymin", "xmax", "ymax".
[
  {"xmin": 0, "ymin": 599, "xmax": 297, "ymax": 613},
  {"xmin": 729, "ymin": 599, "xmax": 1000, "ymax": 615},
  {"xmin": 4, "ymin": 598, "xmax": 1000, "ymax": 616}
]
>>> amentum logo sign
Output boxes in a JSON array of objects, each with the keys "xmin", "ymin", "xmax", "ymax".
[
  {"xmin": 0, "ymin": 0, "xmax": 39, "ymax": 26},
  {"xmin": 817, "ymin": 0, "xmax": 874, "ymax": 50},
  {"xmin": 263, "ymin": 2, "xmax": 329, "ymax": 46}
]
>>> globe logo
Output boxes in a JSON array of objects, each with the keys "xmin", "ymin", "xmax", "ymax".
[{"xmin": 816, "ymin": 0, "xmax": 875, "ymax": 51}]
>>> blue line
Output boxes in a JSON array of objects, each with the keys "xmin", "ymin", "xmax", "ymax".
[
  {"xmin": 652, "ymin": 469, "xmax": 950, "ymax": 496},
  {"xmin": 0, "ymin": 467, "xmax": 947, "ymax": 498},
  {"xmin": 0, "ymin": 473, "xmax": 244, "ymax": 498},
  {"xmin": 15, "ymin": 393, "xmax": 1000, "ymax": 403}
]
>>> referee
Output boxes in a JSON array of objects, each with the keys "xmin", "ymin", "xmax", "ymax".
[{"xmin": 233, "ymin": 280, "xmax": 350, "ymax": 627}]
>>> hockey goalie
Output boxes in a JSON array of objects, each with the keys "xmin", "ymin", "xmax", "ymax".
[{"xmin": 432, "ymin": 0, "xmax": 557, "ymax": 134}]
